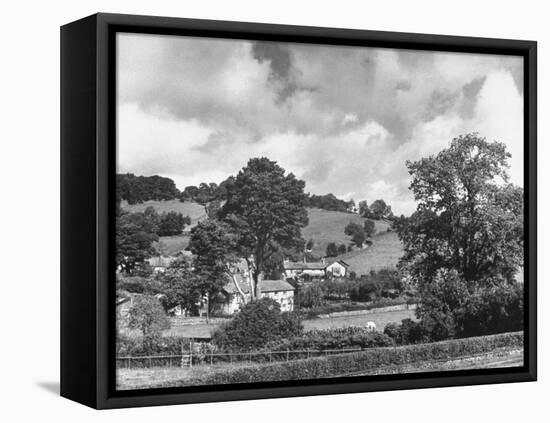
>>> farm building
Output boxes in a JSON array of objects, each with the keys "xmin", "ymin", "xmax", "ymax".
[
  {"xmin": 325, "ymin": 260, "xmax": 350, "ymax": 277},
  {"xmin": 283, "ymin": 258, "xmax": 350, "ymax": 279},
  {"xmin": 221, "ymin": 276, "xmax": 295, "ymax": 315}
]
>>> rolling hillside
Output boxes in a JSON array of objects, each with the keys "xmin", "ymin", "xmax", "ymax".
[
  {"xmin": 120, "ymin": 201, "xmax": 404, "ymax": 267},
  {"xmin": 336, "ymin": 231, "xmax": 404, "ymax": 276},
  {"xmin": 302, "ymin": 208, "xmax": 390, "ymax": 257},
  {"xmin": 121, "ymin": 199, "xmax": 207, "ymax": 255}
]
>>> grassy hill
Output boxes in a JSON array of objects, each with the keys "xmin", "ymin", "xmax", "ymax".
[
  {"xmin": 120, "ymin": 201, "xmax": 404, "ymax": 267},
  {"xmin": 336, "ymin": 231, "xmax": 404, "ymax": 276},
  {"xmin": 302, "ymin": 208, "xmax": 390, "ymax": 257},
  {"xmin": 121, "ymin": 199, "xmax": 207, "ymax": 255}
]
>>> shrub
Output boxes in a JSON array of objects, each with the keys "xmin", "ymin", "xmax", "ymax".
[
  {"xmin": 267, "ymin": 327, "xmax": 394, "ymax": 351},
  {"xmin": 128, "ymin": 295, "xmax": 171, "ymax": 344},
  {"xmin": 212, "ymin": 298, "xmax": 303, "ymax": 351},
  {"xmin": 296, "ymin": 284, "xmax": 326, "ymax": 308},
  {"xmin": 384, "ymin": 318, "xmax": 430, "ymax": 345},
  {"xmin": 416, "ymin": 270, "xmax": 524, "ymax": 341}
]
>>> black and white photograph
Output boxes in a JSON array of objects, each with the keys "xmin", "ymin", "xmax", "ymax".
[{"xmin": 114, "ymin": 32, "xmax": 526, "ymax": 391}]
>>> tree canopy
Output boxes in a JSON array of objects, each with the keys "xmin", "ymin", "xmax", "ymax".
[
  {"xmin": 398, "ymin": 133, "xmax": 523, "ymax": 285},
  {"xmin": 116, "ymin": 173, "xmax": 180, "ymax": 205},
  {"xmin": 396, "ymin": 133, "xmax": 524, "ymax": 340},
  {"xmin": 219, "ymin": 157, "xmax": 309, "ymax": 298}
]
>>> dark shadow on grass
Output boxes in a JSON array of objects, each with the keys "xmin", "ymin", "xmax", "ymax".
[{"xmin": 36, "ymin": 381, "xmax": 60, "ymax": 396}]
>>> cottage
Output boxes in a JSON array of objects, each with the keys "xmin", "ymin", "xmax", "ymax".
[
  {"xmin": 325, "ymin": 260, "xmax": 350, "ymax": 277},
  {"xmin": 283, "ymin": 258, "xmax": 350, "ymax": 279},
  {"xmin": 221, "ymin": 277, "xmax": 295, "ymax": 315},
  {"xmin": 283, "ymin": 258, "xmax": 327, "ymax": 279}
]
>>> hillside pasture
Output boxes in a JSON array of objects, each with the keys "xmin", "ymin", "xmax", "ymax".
[
  {"xmin": 302, "ymin": 208, "xmax": 390, "ymax": 257},
  {"xmin": 121, "ymin": 199, "xmax": 207, "ymax": 224},
  {"xmin": 121, "ymin": 199, "xmax": 207, "ymax": 255},
  {"xmin": 336, "ymin": 231, "xmax": 404, "ymax": 276}
]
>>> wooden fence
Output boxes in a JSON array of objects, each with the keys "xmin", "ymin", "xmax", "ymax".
[{"xmin": 117, "ymin": 347, "xmax": 363, "ymax": 369}]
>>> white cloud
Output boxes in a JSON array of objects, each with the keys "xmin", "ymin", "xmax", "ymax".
[{"xmin": 116, "ymin": 34, "xmax": 524, "ymax": 216}]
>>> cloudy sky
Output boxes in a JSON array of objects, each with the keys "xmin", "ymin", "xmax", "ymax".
[{"xmin": 116, "ymin": 33, "xmax": 523, "ymax": 215}]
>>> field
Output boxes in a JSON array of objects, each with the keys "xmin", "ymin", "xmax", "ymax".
[
  {"xmin": 121, "ymin": 200, "xmax": 207, "ymax": 255},
  {"xmin": 152, "ymin": 308, "xmax": 416, "ymax": 339},
  {"xmin": 303, "ymin": 309, "xmax": 416, "ymax": 331},
  {"xmin": 336, "ymin": 231, "xmax": 404, "ymax": 275},
  {"xmin": 120, "ymin": 201, "xmax": 404, "ymax": 260},
  {"xmin": 302, "ymin": 208, "xmax": 390, "ymax": 257}
]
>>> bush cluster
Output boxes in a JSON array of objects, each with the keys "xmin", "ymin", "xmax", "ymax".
[
  {"xmin": 266, "ymin": 327, "xmax": 393, "ymax": 351},
  {"xmin": 211, "ymin": 298, "xmax": 303, "ymax": 352}
]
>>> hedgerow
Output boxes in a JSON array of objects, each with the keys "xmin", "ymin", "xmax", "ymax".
[
  {"xmin": 156, "ymin": 331, "xmax": 523, "ymax": 387},
  {"xmin": 266, "ymin": 327, "xmax": 393, "ymax": 351}
]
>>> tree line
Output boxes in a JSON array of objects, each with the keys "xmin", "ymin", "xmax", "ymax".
[{"xmin": 116, "ymin": 173, "xmax": 180, "ymax": 205}]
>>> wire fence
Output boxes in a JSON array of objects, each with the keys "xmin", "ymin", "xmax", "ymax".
[{"xmin": 116, "ymin": 347, "xmax": 363, "ymax": 369}]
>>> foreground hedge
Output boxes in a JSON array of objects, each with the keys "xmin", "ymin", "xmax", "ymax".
[{"xmin": 161, "ymin": 331, "xmax": 523, "ymax": 387}]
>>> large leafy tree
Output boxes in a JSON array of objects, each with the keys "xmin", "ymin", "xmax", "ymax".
[
  {"xmin": 116, "ymin": 210, "xmax": 159, "ymax": 273},
  {"xmin": 219, "ymin": 158, "xmax": 309, "ymax": 299},
  {"xmin": 397, "ymin": 133, "xmax": 524, "ymax": 339},
  {"xmin": 399, "ymin": 133, "xmax": 523, "ymax": 285},
  {"xmin": 187, "ymin": 219, "xmax": 244, "ymax": 313},
  {"xmin": 156, "ymin": 256, "xmax": 204, "ymax": 316}
]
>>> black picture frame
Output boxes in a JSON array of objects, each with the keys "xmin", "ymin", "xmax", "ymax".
[{"xmin": 60, "ymin": 12, "xmax": 537, "ymax": 409}]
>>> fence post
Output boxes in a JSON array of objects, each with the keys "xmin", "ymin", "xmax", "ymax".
[
  {"xmin": 286, "ymin": 350, "xmax": 289, "ymax": 362},
  {"xmin": 189, "ymin": 340, "xmax": 193, "ymax": 368},
  {"xmin": 181, "ymin": 342, "xmax": 185, "ymax": 368},
  {"xmin": 210, "ymin": 351, "xmax": 213, "ymax": 365}
]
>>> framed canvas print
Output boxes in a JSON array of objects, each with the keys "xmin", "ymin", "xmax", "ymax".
[{"xmin": 60, "ymin": 13, "xmax": 537, "ymax": 409}]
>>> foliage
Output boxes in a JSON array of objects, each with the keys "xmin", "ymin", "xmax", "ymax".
[
  {"xmin": 128, "ymin": 296, "xmax": 171, "ymax": 348},
  {"xmin": 116, "ymin": 210, "xmax": 159, "ymax": 273},
  {"xmin": 187, "ymin": 219, "xmax": 240, "ymax": 310},
  {"xmin": 296, "ymin": 285, "xmax": 326, "ymax": 308},
  {"xmin": 267, "ymin": 327, "xmax": 393, "ymax": 351},
  {"xmin": 337, "ymin": 244, "xmax": 347, "ymax": 255},
  {"xmin": 344, "ymin": 221, "xmax": 366, "ymax": 248},
  {"xmin": 158, "ymin": 212, "xmax": 191, "ymax": 236},
  {"xmin": 363, "ymin": 219, "xmax": 376, "ymax": 238},
  {"xmin": 369, "ymin": 199, "xmax": 393, "ymax": 220},
  {"xmin": 116, "ymin": 173, "xmax": 180, "ymax": 205},
  {"xmin": 384, "ymin": 319, "xmax": 430, "ymax": 345},
  {"xmin": 325, "ymin": 242, "xmax": 338, "ymax": 257},
  {"xmin": 348, "ymin": 269, "xmax": 404, "ymax": 301},
  {"xmin": 398, "ymin": 133, "xmax": 524, "ymax": 286},
  {"xmin": 305, "ymin": 239, "xmax": 314, "ymax": 251},
  {"xmin": 219, "ymin": 157, "xmax": 309, "ymax": 298},
  {"xmin": 212, "ymin": 298, "xmax": 303, "ymax": 351},
  {"xmin": 305, "ymin": 193, "xmax": 352, "ymax": 212},
  {"xmin": 396, "ymin": 134, "xmax": 524, "ymax": 341}
]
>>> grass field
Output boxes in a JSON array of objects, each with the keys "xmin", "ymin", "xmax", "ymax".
[
  {"xmin": 121, "ymin": 199, "xmax": 207, "ymax": 255},
  {"xmin": 302, "ymin": 208, "xmax": 391, "ymax": 257},
  {"xmin": 120, "ymin": 201, "xmax": 404, "ymax": 267},
  {"xmin": 336, "ymin": 231, "xmax": 404, "ymax": 276},
  {"xmin": 148, "ymin": 308, "xmax": 416, "ymax": 339},
  {"xmin": 303, "ymin": 309, "xmax": 416, "ymax": 331}
]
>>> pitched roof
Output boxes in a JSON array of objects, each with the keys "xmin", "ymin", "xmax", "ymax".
[
  {"xmin": 284, "ymin": 261, "xmax": 327, "ymax": 270},
  {"xmin": 223, "ymin": 278, "xmax": 295, "ymax": 294},
  {"xmin": 326, "ymin": 260, "xmax": 350, "ymax": 268}
]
